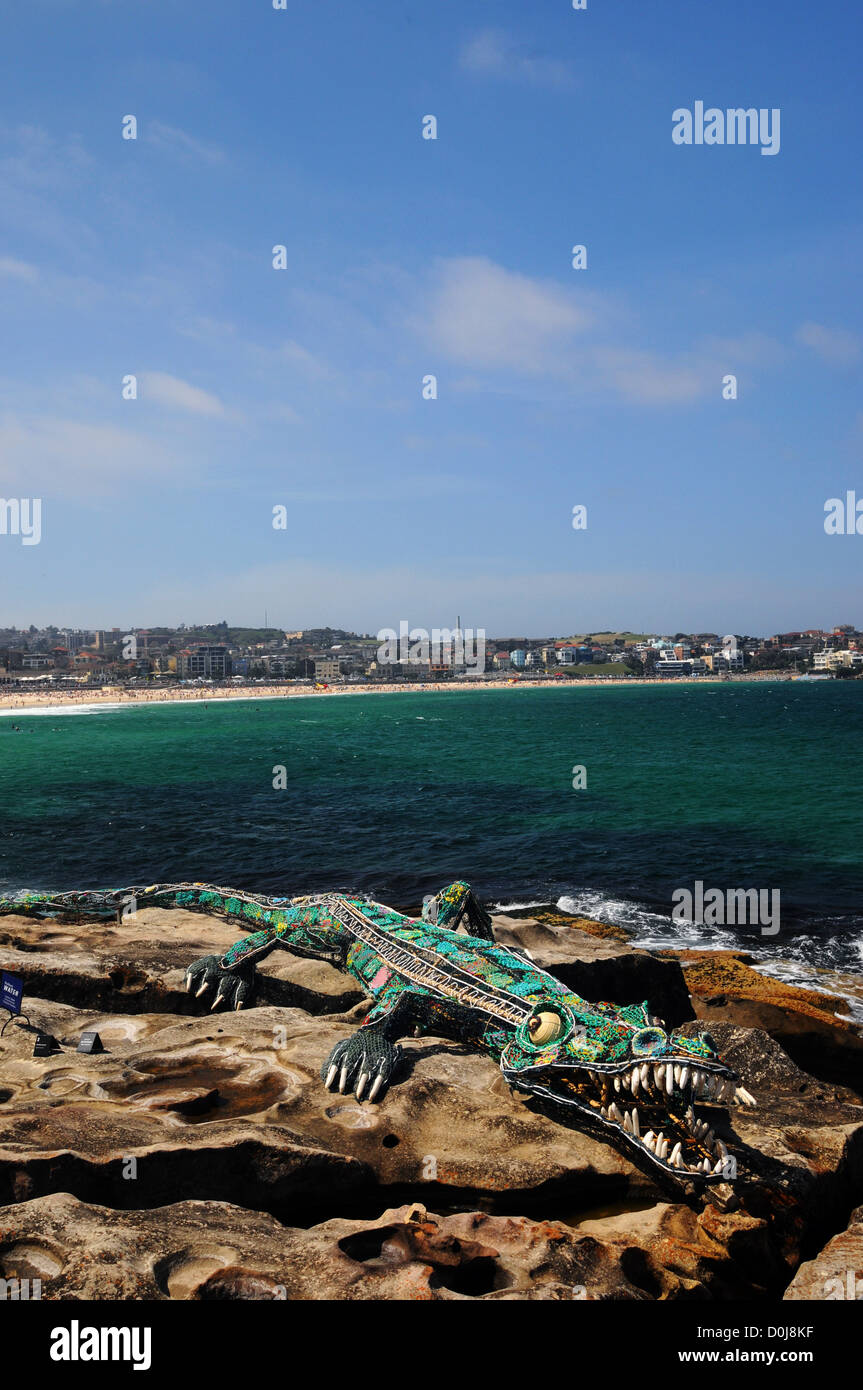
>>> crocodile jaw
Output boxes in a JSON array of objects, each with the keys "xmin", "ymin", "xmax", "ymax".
[{"xmin": 502, "ymin": 1057, "xmax": 755, "ymax": 1180}]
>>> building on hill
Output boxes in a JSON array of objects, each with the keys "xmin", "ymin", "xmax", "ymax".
[
  {"xmin": 179, "ymin": 646, "xmax": 232, "ymax": 680},
  {"xmin": 314, "ymin": 657, "xmax": 344, "ymax": 682}
]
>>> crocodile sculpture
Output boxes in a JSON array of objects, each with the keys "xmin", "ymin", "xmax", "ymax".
[{"xmin": 1, "ymin": 880, "xmax": 755, "ymax": 1181}]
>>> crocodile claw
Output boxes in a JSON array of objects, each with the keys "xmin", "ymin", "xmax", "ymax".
[
  {"xmin": 321, "ymin": 1032, "xmax": 403, "ymax": 1103},
  {"xmin": 183, "ymin": 954, "xmax": 256, "ymax": 1012}
]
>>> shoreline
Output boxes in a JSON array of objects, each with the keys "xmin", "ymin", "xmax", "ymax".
[{"xmin": 0, "ymin": 671, "xmax": 800, "ymax": 716}]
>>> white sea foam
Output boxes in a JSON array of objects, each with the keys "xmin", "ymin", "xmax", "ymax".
[
  {"xmin": 556, "ymin": 891, "xmax": 863, "ymax": 1025},
  {"xmin": 0, "ymin": 703, "xmax": 127, "ymax": 717}
]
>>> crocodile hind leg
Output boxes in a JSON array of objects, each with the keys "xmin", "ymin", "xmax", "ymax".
[{"xmin": 185, "ymin": 901, "xmax": 352, "ymax": 1012}]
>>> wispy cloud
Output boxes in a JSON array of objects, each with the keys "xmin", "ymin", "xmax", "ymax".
[
  {"xmin": 140, "ymin": 371, "xmax": 225, "ymax": 416},
  {"xmin": 276, "ymin": 339, "xmax": 334, "ymax": 379},
  {"xmin": 795, "ymin": 321, "xmax": 861, "ymax": 366},
  {"xmin": 423, "ymin": 257, "xmax": 593, "ymax": 373},
  {"xmin": 0, "ymin": 256, "xmax": 38, "ymax": 282},
  {"xmin": 177, "ymin": 315, "xmax": 237, "ymax": 342},
  {"xmin": 419, "ymin": 257, "xmax": 789, "ymax": 405},
  {"xmin": 459, "ymin": 29, "xmax": 574, "ymax": 90},
  {"xmin": 590, "ymin": 347, "xmax": 705, "ymax": 405},
  {"xmin": 0, "ymin": 414, "xmax": 186, "ymax": 494},
  {"xmin": 147, "ymin": 121, "xmax": 226, "ymax": 166}
]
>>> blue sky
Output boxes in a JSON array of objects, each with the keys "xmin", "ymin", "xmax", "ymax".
[{"xmin": 1, "ymin": 0, "xmax": 861, "ymax": 636}]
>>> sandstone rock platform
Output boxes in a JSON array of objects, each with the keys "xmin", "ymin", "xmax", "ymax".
[{"xmin": 1, "ymin": 907, "xmax": 861, "ymax": 1300}]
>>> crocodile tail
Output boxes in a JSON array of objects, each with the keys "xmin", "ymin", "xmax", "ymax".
[
  {"xmin": 0, "ymin": 883, "xmax": 241, "ymax": 920},
  {"xmin": 0, "ymin": 887, "xmax": 131, "ymax": 919},
  {"xmin": 0, "ymin": 882, "xmax": 297, "ymax": 928}
]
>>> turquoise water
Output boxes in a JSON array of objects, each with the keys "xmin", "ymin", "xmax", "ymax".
[{"xmin": 1, "ymin": 683, "xmax": 862, "ymax": 1002}]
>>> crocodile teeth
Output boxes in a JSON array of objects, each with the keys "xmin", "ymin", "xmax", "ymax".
[
  {"xmin": 623, "ymin": 1111, "xmax": 633, "ymax": 1133},
  {"xmin": 670, "ymin": 1142, "xmax": 682, "ymax": 1167},
  {"xmin": 736, "ymin": 1087, "xmax": 757, "ymax": 1107},
  {"xmin": 630, "ymin": 1068, "xmax": 640, "ymax": 1097},
  {"xmin": 608, "ymin": 1102, "xmax": 623, "ymax": 1124},
  {"xmin": 714, "ymin": 1159, "xmax": 724, "ymax": 1174},
  {"xmin": 640, "ymin": 1063, "xmax": 650, "ymax": 1088},
  {"xmin": 631, "ymin": 1108, "xmax": 640, "ymax": 1137},
  {"xmin": 654, "ymin": 1064, "xmax": 664, "ymax": 1090},
  {"xmin": 643, "ymin": 1131, "xmax": 656, "ymax": 1152},
  {"xmin": 673, "ymin": 1065, "xmax": 681, "ymax": 1085},
  {"xmin": 680, "ymin": 1066, "xmax": 690, "ymax": 1090},
  {"xmin": 600, "ymin": 1106, "xmax": 608, "ymax": 1119},
  {"xmin": 665, "ymin": 1065, "xmax": 674, "ymax": 1096},
  {"xmin": 614, "ymin": 1076, "xmax": 621, "ymax": 1093}
]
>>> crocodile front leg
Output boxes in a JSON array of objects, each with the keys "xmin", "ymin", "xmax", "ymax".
[{"xmin": 321, "ymin": 993, "xmax": 423, "ymax": 1102}]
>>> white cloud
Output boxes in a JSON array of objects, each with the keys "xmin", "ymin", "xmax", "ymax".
[
  {"xmin": 177, "ymin": 315, "xmax": 237, "ymax": 342},
  {"xmin": 0, "ymin": 414, "xmax": 184, "ymax": 494},
  {"xmin": 459, "ymin": 30, "xmax": 573, "ymax": 89},
  {"xmin": 147, "ymin": 122, "xmax": 225, "ymax": 166},
  {"xmin": 140, "ymin": 371, "xmax": 225, "ymax": 416},
  {"xmin": 424, "ymin": 257, "xmax": 593, "ymax": 373},
  {"xmin": 795, "ymin": 321, "xmax": 861, "ymax": 366},
  {"xmin": 701, "ymin": 331, "xmax": 788, "ymax": 369},
  {"xmin": 276, "ymin": 340, "xmax": 334, "ymax": 379},
  {"xmin": 0, "ymin": 256, "xmax": 39, "ymax": 282},
  {"xmin": 591, "ymin": 348, "xmax": 704, "ymax": 404},
  {"xmin": 419, "ymin": 258, "xmax": 791, "ymax": 405}
]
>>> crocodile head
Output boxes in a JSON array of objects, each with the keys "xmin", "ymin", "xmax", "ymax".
[{"xmin": 499, "ymin": 993, "xmax": 755, "ymax": 1180}]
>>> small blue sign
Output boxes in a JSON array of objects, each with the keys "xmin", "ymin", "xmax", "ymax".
[{"xmin": 1, "ymin": 971, "xmax": 23, "ymax": 1016}]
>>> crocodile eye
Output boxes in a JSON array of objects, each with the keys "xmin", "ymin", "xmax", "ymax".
[{"xmin": 527, "ymin": 1012, "xmax": 564, "ymax": 1045}]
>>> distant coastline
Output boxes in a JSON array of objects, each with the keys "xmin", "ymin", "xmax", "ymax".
[{"xmin": 0, "ymin": 671, "xmax": 800, "ymax": 716}]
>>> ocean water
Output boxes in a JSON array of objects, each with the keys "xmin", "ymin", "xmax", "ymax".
[{"xmin": 1, "ymin": 683, "xmax": 862, "ymax": 1015}]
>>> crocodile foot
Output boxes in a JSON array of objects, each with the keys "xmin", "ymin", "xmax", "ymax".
[
  {"xmin": 321, "ymin": 1031, "xmax": 403, "ymax": 1103},
  {"xmin": 184, "ymin": 954, "xmax": 256, "ymax": 1011}
]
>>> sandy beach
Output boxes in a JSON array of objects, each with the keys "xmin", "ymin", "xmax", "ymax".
[{"xmin": 0, "ymin": 671, "xmax": 795, "ymax": 715}]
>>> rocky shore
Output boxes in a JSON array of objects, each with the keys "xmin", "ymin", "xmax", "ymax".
[{"xmin": 1, "ymin": 904, "xmax": 861, "ymax": 1300}]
